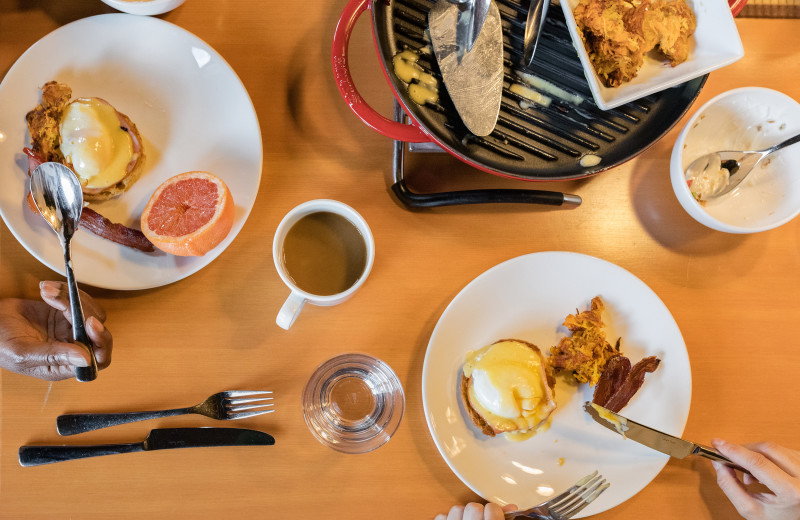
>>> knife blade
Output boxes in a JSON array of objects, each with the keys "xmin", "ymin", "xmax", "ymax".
[
  {"xmin": 18, "ymin": 427, "xmax": 275, "ymax": 467},
  {"xmin": 429, "ymin": 0, "xmax": 503, "ymax": 136},
  {"xmin": 584, "ymin": 403, "xmax": 748, "ymax": 473}
]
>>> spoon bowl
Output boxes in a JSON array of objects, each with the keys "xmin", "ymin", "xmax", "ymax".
[
  {"xmin": 685, "ymin": 131, "xmax": 800, "ymax": 201},
  {"xmin": 30, "ymin": 162, "xmax": 98, "ymax": 382}
]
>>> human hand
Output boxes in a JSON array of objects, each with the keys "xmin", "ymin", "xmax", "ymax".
[
  {"xmin": 0, "ymin": 281, "xmax": 112, "ymax": 381},
  {"xmin": 434, "ymin": 502, "xmax": 517, "ymax": 520},
  {"xmin": 712, "ymin": 439, "xmax": 800, "ymax": 520}
]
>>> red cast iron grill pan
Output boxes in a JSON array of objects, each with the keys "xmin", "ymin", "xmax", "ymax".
[{"xmin": 332, "ymin": 0, "xmax": 706, "ymax": 205}]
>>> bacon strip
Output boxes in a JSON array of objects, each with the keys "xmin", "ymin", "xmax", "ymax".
[
  {"xmin": 595, "ymin": 356, "xmax": 661, "ymax": 412},
  {"xmin": 23, "ymin": 148, "xmax": 154, "ymax": 252},
  {"xmin": 592, "ymin": 355, "xmax": 631, "ymax": 407},
  {"xmin": 79, "ymin": 207, "xmax": 154, "ymax": 252}
]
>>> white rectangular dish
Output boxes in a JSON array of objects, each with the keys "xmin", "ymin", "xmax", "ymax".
[{"xmin": 559, "ymin": 0, "xmax": 745, "ymax": 110}]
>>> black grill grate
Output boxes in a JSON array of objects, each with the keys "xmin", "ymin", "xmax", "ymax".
[{"xmin": 378, "ymin": 0, "xmax": 705, "ymax": 180}]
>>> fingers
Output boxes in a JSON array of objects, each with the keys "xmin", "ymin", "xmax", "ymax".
[
  {"xmin": 437, "ymin": 502, "xmax": 512, "ymax": 520},
  {"xmin": 40, "ymin": 281, "xmax": 107, "ymax": 323},
  {"xmin": 744, "ymin": 441, "xmax": 800, "ymax": 477},
  {"xmin": 712, "ymin": 460, "xmax": 762, "ymax": 519},
  {"xmin": 483, "ymin": 503, "xmax": 507, "ymax": 520},
  {"xmin": 86, "ymin": 316, "xmax": 112, "ymax": 369},
  {"xmin": 714, "ymin": 439, "xmax": 794, "ymax": 496},
  {"xmin": 462, "ymin": 503, "xmax": 485, "ymax": 520}
]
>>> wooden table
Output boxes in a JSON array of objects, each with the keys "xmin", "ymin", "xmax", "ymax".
[{"xmin": 1, "ymin": 1, "xmax": 799, "ymax": 518}]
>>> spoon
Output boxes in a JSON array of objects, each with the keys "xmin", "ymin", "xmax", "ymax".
[
  {"xmin": 30, "ymin": 162, "xmax": 98, "ymax": 382},
  {"xmin": 685, "ymin": 131, "xmax": 800, "ymax": 200}
]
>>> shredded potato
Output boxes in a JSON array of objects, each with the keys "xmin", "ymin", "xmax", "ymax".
[{"xmin": 547, "ymin": 296, "xmax": 620, "ymax": 386}]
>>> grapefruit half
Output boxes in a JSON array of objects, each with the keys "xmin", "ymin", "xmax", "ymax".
[{"xmin": 141, "ymin": 171, "xmax": 234, "ymax": 256}]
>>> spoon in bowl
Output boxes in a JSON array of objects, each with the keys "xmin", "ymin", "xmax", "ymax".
[
  {"xmin": 685, "ymin": 131, "xmax": 800, "ymax": 201},
  {"xmin": 30, "ymin": 162, "xmax": 98, "ymax": 382}
]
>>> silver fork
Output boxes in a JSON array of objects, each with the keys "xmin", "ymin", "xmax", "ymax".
[
  {"xmin": 56, "ymin": 391, "xmax": 274, "ymax": 436},
  {"xmin": 504, "ymin": 471, "xmax": 610, "ymax": 520}
]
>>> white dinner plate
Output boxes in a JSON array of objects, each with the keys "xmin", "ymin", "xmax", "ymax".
[
  {"xmin": 0, "ymin": 14, "xmax": 262, "ymax": 290},
  {"xmin": 422, "ymin": 252, "xmax": 691, "ymax": 517},
  {"xmin": 559, "ymin": 0, "xmax": 744, "ymax": 110}
]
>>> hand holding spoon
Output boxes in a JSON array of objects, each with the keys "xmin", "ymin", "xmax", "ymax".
[
  {"xmin": 685, "ymin": 131, "xmax": 800, "ymax": 201},
  {"xmin": 30, "ymin": 162, "xmax": 98, "ymax": 382}
]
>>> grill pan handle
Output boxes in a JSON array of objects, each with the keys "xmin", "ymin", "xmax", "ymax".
[
  {"xmin": 332, "ymin": 0, "xmax": 431, "ymax": 143},
  {"xmin": 391, "ymin": 178, "xmax": 581, "ymax": 208}
]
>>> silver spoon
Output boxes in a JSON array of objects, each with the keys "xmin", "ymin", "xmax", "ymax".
[
  {"xmin": 30, "ymin": 162, "xmax": 98, "ymax": 382},
  {"xmin": 685, "ymin": 131, "xmax": 800, "ymax": 200}
]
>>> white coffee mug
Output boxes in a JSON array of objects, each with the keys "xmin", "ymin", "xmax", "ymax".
[{"xmin": 272, "ymin": 200, "xmax": 375, "ymax": 330}]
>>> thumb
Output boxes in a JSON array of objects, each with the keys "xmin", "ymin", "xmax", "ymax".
[{"xmin": 41, "ymin": 341, "xmax": 91, "ymax": 368}]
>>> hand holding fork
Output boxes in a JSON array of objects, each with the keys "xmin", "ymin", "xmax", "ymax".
[
  {"xmin": 504, "ymin": 471, "xmax": 609, "ymax": 520},
  {"xmin": 57, "ymin": 391, "xmax": 274, "ymax": 436}
]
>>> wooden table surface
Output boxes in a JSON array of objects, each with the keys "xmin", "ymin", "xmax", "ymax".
[{"xmin": 1, "ymin": 1, "xmax": 799, "ymax": 518}]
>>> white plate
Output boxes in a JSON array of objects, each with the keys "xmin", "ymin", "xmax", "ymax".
[
  {"xmin": 559, "ymin": 0, "xmax": 744, "ymax": 110},
  {"xmin": 422, "ymin": 252, "xmax": 691, "ymax": 517},
  {"xmin": 0, "ymin": 14, "xmax": 262, "ymax": 290}
]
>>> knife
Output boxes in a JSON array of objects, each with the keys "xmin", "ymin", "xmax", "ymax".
[
  {"xmin": 429, "ymin": 0, "xmax": 503, "ymax": 136},
  {"xmin": 584, "ymin": 403, "xmax": 749, "ymax": 474},
  {"xmin": 18, "ymin": 427, "xmax": 275, "ymax": 467}
]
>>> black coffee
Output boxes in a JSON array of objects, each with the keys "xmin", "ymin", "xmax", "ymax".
[{"xmin": 282, "ymin": 212, "xmax": 367, "ymax": 296}]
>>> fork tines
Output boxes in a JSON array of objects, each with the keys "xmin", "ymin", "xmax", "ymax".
[
  {"xmin": 550, "ymin": 471, "xmax": 610, "ymax": 520},
  {"xmin": 223, "ymin": 391, "xmax": 275, "ymax": 419}
]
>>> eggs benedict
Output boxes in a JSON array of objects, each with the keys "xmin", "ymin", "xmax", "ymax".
[
  {"xmin": 461, "ymin": 339, "xmax": 557, "ymax": 440},
  {"xmin": 26, "ymin": 81, "xmax": 145, "ymax": 201}
]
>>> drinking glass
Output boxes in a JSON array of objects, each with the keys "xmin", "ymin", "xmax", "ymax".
[{"xmin": 302, "ymin": 353, "xmax": 404, "ymax": 454}]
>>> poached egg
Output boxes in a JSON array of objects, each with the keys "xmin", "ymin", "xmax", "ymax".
[
  {"xmin": 59, "ymin": 98, "xmax": 134, "ymax": 191},
  {"xmin": 463, "ymin": 339, "xmax": 557, "ymax": 439}
]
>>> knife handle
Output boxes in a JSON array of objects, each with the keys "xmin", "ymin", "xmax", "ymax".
[
  {"xmin": 694, "ymin": 444, "xmax": 751, "ymax": 475},
  {"xmin": 19, "ymin": 443, "xmax": 142, "ymax": 466},
  {"xmin": 57, "ymin": 408, "xmax": 191, "ymax": 436}
]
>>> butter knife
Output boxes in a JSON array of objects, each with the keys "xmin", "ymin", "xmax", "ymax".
[
  {"xmin": 584, "ymin": 403, "xmax": 749, "ymax": 473},
  {"xmin": 19, "ymin": 427, "xmax": 275, "ymax": 467}
]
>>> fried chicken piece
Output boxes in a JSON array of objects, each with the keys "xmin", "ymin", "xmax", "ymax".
[
  {"xmin": 626, "ymin": 0, "xmax": 696, "ymax": 65},
  {"xmin": 574, "ymin": 0, "xmax": 696, "ymax": 87},
  {"xmin": 574, "ymin": 0, "xmax": 644, "ymax": 87}
]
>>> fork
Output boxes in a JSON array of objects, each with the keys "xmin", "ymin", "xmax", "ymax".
[
  {"xmin": 56, "ymin": 391, "xmax": 274, "ymax": 436},
  {"xmin": 504, "ymin": 471, "xmax": 610, "ymax": 520}
]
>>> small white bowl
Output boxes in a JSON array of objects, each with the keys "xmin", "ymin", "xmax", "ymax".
[
  {"xmin": 670, "ymin": 87, "xmax": 800, "ymax": 233},
  {"xmin": 100, "ymin": 0, "xmax": 186, "ymax": 16}
]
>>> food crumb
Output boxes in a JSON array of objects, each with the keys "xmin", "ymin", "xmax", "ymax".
[{"xmin": 558, "ymin": 458, "xmax": 565, "ymax": 466}]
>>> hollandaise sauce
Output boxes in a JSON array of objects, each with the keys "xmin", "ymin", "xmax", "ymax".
[
  {"xmin": 464, "ymin": 340, "xmax": 556, "ymax": 439},
  {"xmin": 59, "ymin": 98, "xmax": 133, "ymax": 190},
  {"xmin": 392, "ymin": 49, "xmax": 439, "ymax": 106}
]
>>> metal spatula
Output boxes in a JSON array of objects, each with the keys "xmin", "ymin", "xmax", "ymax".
[{"xmin": 429, "ymin": 0, "xmax": 504, "ymax": 136}]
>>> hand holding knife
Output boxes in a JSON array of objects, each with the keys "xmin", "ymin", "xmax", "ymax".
[{"xmin": 584, "ymin": 402, "xmax": 750, "ymax": 474}]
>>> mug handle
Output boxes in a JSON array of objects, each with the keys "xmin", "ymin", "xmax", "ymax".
[
  {"xmin": 277, "ymin": 292, "xmax": 307, "ymax": 330},
  {"xmin": 331, "ymin": 0, "xmax": 431, "ymax": 143}
]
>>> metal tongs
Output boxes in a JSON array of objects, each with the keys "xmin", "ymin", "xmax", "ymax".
[
  {"xmin": 523, "ymin": 0, "xmax": 549, "ymax": 67},
  {"xmin": 447, "ymin": 0, "xmax": 491, "ymax": 58}
]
